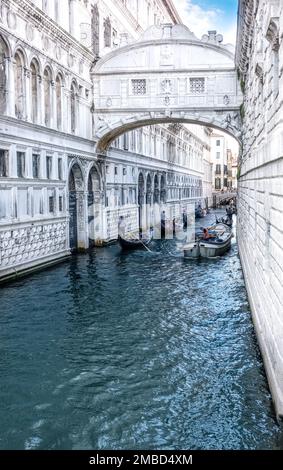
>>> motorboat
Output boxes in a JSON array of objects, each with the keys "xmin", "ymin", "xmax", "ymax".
[{"xmin": 184, "ymin": 223, "xmax": 232, "ymax": 259}]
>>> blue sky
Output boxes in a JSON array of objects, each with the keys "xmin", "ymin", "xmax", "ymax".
[{"xmin": 174, "ymin": 0, "xmax": 238, "ymax": 44}]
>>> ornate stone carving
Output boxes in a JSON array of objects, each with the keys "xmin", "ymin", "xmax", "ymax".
[
  {"xmin": 164, "ymin": 96, "xmax": 170, "ymax": 106},
  {"xmin": 7, "ymin": 10, "xmax": 17, "ymax": 29},
  {"xmin": 160, "ymin": 79, "xmax": 173, "ymax": 94},
  {"xmin": 201, "ymin": 30, "xmax": 223, "ymax": 45},
  {"xmin": 26, "ymin": 23, "xmax": 34, "ymax": 42},
  {"xmin": 0, "ymin": 222, "xmax": 67, "ymax": 268},
  {"xmin": 223, "ymin": 95, "xmax": 230, "ymax": 105},
  {"xmin": 221, "ymin": 112, "xmax": 241, "ymax": 133},
  {"xmin": 42, "ymin": 34, "xmax": 50, "ymax": 51},
  {"xmin": 55, "ymin": 45, "xmax": 62, "ymax": 60},
  {"xmin": 265, "ymin": 18, "xmax": 279, "ymax": 51},
  {"xmin": 255, "ymin": 63, "xmax": 264, "ymax": 83}
]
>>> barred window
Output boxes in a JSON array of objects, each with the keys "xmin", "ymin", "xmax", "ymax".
[
  {"xmin": 0, "ymin": 150, "xmax": 8, "ymax": 177},
  {"xmin": 131, "ymin": 79, "xmax": 146, "ymax": 95},
  {"xmin": 32, "ymin": 154, "xmax": 40, "ymax": 178},
  {"xmin": 17, "ymin": 152, "xmax": 25, "ymax": 178},
  {"xmin": 189, "ymin": 78, "xmax": 205, "ymax": 94},
  {"xmin": 49, "ymin": 196, "xmax": 54, "ymax": 213},
  {"xmin": 46, "ymin": 156, "xmax": 52, "ymax": 179},
  {"xmin": 59, "ymin": 196, "xmax": 63, "ymax": 212}
]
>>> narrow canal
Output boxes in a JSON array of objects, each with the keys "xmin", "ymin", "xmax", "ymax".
[{"xmin": 0, "ymin": 211, "xmax": 282, "ymax": 450}]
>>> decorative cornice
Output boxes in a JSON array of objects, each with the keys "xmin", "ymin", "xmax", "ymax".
[
  {"xmin": 10, "ymin": 0, "xmax": 93, "ymax": 62},
  {"xmin": 161, "ymin": 0, "xmax": 183, "ymax": 25}
]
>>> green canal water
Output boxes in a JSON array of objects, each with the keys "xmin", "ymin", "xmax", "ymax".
[{"xmin": 0, "ymin": 211, "xmax": 282, "ymax": 450}]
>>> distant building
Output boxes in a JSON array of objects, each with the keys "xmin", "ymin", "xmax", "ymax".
[{"xmin": 211, "ymin": 133, "xmax": 238, "ymax": 190}]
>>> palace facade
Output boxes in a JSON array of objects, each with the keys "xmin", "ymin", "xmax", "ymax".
[{"xmin": 0, "ymin": 0, "xmax": 212, "ymax": 280}]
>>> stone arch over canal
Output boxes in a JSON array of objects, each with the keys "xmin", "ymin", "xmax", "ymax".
[
  {"xmin": 92, "ymin": 24, "xmax": 243, "ymax": 155},
  {"xmin": 68, "ymin": 158, "xmax": 104, "ymax": 251}
]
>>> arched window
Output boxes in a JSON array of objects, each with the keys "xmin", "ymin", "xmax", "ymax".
[
  {"xmin": 104, "ymin": 17, "xmax": 111, "ymax": 48},
  {"xmin": 91, "ymin": 5, "xmax": 100, "ymax": 56},
  {"xmin": 55, "ymin": 74, "xmax": 62, "ymax": 130},
  {"xmin": 0, "ymin": 36, "xmax": 8, "ymax": 115},
  {"xmin": 43, "ymin": 67, "xmax": 52, "ymax": 127},
  {"xmin": 14, "ymin": 51, "xmax": 25, "ymax": 119},
  {"xmin": 30, "ymin": 60, "xmax": 39, "ymax": 124},
  {"xmin": 70, "ymin": 81, "xmax": 77, "ymax": 133}
]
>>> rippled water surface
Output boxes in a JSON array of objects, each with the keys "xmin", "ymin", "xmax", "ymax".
[{"xmin": 0, "ymin": 211, "xmax": 282, "ymax": 450}]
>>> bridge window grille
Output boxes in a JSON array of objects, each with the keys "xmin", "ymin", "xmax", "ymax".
[
  {"xmin": 0, "ymin": 150, "xmax": 8, "ymax": 177},
  {"xmin": 189, "ymin": 78, "xmax": 205, "ymax": 94},
  {"xmin": 131, "ymin": 79, "xmax": 146, "ymax": 95}
]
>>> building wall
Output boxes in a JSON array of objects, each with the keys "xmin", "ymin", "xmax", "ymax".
[
  {"xmin": 0, "ymin": 0, "xmax": 211, "ymax": 281},
  {"xmin": 237, "ymin": 0, "xmax": 283, "ymax": 417}
]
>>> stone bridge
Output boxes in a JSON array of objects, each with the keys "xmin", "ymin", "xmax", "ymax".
[{"xmin": 92, "ymin": 25, "xmax": 243, "ymax": 154}]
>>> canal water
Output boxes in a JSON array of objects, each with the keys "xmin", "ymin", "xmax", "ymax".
[{"xmin": 0, "ymin": 211, "xmax": 282, "ymax": 450}]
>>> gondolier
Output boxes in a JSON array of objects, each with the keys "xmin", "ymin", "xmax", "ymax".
[{"xmin": 118, "ymin": 216, "xmax": 126, "ymax": 237}]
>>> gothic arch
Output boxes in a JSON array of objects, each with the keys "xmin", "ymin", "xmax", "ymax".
[
  {"xmin": 68, "ymin": 158, "xmax": 85, "ymax": 186},
  {"xmin": 0, "ymin": 35, "xmax": 10, "ymax": 114},
  {"xmin": 30, "ymin": 58, "xmax": 40, "ymax": 124},
  {"xmin": 13, "ymin": 49, "xmax": 26, "ymax": 119},
  {"xmin": 68, "ymin": 161, "xmax": 86, "ymax": 251},
  {"xmin": 87, "ymin": 163, "xmax": 102, "ymax": 246},
  {"xmin": 43, "ymin": 65, "xmax": 53, "ymax": 126},
  {"xmin": 55, "ymin": 72, "xmax": 64, "ymax": 130}
]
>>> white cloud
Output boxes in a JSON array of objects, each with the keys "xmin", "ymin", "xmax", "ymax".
[{"xmin": 173, "ymin": 0, "xmax": 237, "ymax": 45}]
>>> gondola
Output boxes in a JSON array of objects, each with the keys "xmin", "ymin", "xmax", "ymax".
[{"xmin": 118, "ymin": 234, "xmax": 152, "ymax": 250}]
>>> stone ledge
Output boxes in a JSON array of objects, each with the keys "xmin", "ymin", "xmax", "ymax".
[{"xmin": 0, "ymin": 250, "xmax": 71, "ymax": 284}]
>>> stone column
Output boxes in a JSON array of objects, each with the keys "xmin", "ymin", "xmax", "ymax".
[
  {"xmin": 6, "ymin": 58, "xmax": 15, "ymax": 117},
  {"xmin": 76, "ymin": 190, "xmax": 89, "ymax": 250},
  {"xmin": 24, "ymin": 67, "xmax": 32, "ymax": 122},
  {"xmin": 62, "ymin": 89, "xmax": 69, "ymax": 133},
  {"xmin": 50, "ymin": 80, "xmax": 56, "ymax": 128},
  {"xmin": 39, "ymin": 74, "xmax": 45, "ymax": 126}
]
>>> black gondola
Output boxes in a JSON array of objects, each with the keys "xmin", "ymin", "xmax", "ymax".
[{"xmin": 118, "ymin": 235, "xmax": 152, "ymax": 250}]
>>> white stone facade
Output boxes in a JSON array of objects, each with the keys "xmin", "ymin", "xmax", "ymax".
[
  {"xmin": 0, "ymin": 0, "xmax": 214, "ymax": 281},
  {"xmin": 237, "ymin": 0, "xmax": 283, "ymax": 417}
]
